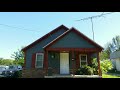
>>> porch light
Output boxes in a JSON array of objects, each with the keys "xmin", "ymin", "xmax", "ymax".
[
  {"xmin": 72, "ymin": 58, "xmax": 75, "ymax": 61},
  {"xmin": 51, "ymin": 53, "xmax": 55, "ymax": 59},
  {"xmin": 51, "ymin": 55, "xmax": 54, "ymax": 58}
]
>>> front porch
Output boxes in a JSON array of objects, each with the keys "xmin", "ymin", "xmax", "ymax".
[{"xmin": 44, "ymin": 48, "xmax": 102, "ymax": 76}]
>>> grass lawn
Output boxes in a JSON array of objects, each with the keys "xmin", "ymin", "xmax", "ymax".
[{"xmin": 102, "ymin": 74, "xmax": 120, "ymax": 78}]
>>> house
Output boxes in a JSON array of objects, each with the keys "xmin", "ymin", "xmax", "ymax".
[
  {"xmin": 110, "ymin": 50, "xmax": 120, "ymax": 71},
  {"xmin": 22, "ymin": 25, "xmax": 103, "ymax": 78}
]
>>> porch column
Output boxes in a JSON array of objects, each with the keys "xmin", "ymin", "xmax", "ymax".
[
  {"xmin": 44, "ymin": 50, "xmax": 48, "ymax": 75},
  {"xmin": 72, "ymin": 50, "xmax": 75, "ymax": 75},
  {"xmin": 97, "ymin": 52, "xmax": 102, "ymax": 76}
]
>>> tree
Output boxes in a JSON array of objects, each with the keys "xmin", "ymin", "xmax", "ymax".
[
  {"xmin": 11, "ymin": 48, "xmax": 24, "ymax": 60},
  {"xmin": 100, "ymin": 35, "xmax": 120, "ymax": 60},
  {"xmin": 100, "ymin": 43, "xmax": 111, "ymax": 60},
  {"xmin": 100, "ymin": 60, "xmax": 113, "ymax": 73},
  {"xmin": 100, "ymin": 51, "xmax": 109, "ymax": 60},
  {"xmin": 0, "ymin": 59, "xmax": 14, "ymax": 65},
  {"xmin": 109, "ymin": 35, "xmax": 120, "ymax": 52},
  {"xmin": 11, "ymin": 47, "xmax": 25, "ymax": 66}
]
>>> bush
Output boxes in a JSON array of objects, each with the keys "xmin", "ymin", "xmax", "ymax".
[
  {"xmin": 100, "ymin": 60, "xmax": 113, "ymax": 73},
  {"xmin": 76, "ymin": 58, "xmax": 99, "ymax": 75},
  {"xmin": 76, "ymin": 65, "xmax": 94, "ymax": 75},
  {"xmin": 90, "ymin": 58, "xmax": 98, "ymax": 75}
]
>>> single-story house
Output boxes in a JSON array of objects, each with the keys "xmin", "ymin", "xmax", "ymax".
[
  {"xmin": 110, "ymin": 50, "xmax": 120, "ymax": 71},
  {"xmin": 22, "ymin": 25, "xmax": 103, "ymax": 78}
]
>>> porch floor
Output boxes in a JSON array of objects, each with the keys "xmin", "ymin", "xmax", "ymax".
[{"xmin": 44, "ymin": 74, "xmax": 102, "ymax": 78}]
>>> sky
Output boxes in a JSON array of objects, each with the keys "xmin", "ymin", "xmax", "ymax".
[{"xmin": 0, "ymin": 12, "xmax": 120, "ymax": 59}]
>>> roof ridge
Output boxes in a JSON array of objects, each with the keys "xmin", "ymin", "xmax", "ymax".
[{"xmin": 43, "ymin": 29, "xmax": 71, "ymax": 48}]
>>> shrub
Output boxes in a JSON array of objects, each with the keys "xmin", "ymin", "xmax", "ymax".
[
  {"xmin": 76, "ymin": 65, "xmax": 94, "ymax": 75},
  {"xmin": 90, "ymin": 58, "xmax": 98, "ymax": 75},
  {"xmin": 100, "ymin": 60, "xmax": 113, "ymax": 73}
]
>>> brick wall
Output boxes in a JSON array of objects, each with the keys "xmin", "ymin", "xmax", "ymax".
[{"xmin": 22, "ymin": 68, "xmax": 46, "ymax": 78}]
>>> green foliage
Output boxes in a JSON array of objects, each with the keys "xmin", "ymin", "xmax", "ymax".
[
  {"xmin": 76, "ymin": 58, "xmax": 99, "ymax": 75},
  {"xmin": 100, "ymin": 60, "xmax": 113, "ymax": 73},
  {"xmin": 0, "ymin": 58, "xmax": 24, "ymax": 66},
  {"xmin": 11, "ymin": 47, "xmax": 25, "ymax": 66},
  {"xmin": 100, "ymin": 51, "xmax": 109, "ymax": 60},
  {"xmin": 76, "ymin": 65, "xmax": 94, "ymax": 75},
  {"xmin": 102, "ymin": 74, "xmax": 120, "ymax": 78},
  {"xmin": 11, "ymin": 47, "xmax": 24, "ymax": 60},
  {"xmin": 0, "ymin": 59, "xmax": 14, "ymax": 65},
  {"xmin": 90, "ymin": 58, "xmax": 98, "ymax": 75},
  {"xmin": 13, "ymin": 59, "xmax": 24, "ymax": 66}
]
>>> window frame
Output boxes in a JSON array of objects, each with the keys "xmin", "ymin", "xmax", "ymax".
[
  {"xmin": 35, "ymin": 53, "xmax": 44, "ymax": 68},
  {"xmin": 79, "ymin": 54, "xmax": 87, "ymax": 67}
]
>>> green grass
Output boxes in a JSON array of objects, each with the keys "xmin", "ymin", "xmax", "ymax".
[{"xmin": 102, "ymin": 74, "xmax": 120, "ymax": 78}]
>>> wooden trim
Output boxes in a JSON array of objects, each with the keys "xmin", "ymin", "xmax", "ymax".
[
  {"xmin": 76, "ymin": 52, "xmax": 80, "ymax": 69},
  {"xmin": 44, "ymin": 50, "xmax": 48, "ymax": 75},
  {"xmin": 24, "ymin": 51, "xmax": 26, "ymax": 69},
  {"xmin": 22, "ymin": 25, "xmax": 69, "ymax": 52},
  {"xmin": 31, "ymin": 53, "xmax": 36, "ymax": 68},
  {"xmin": 97, "ymin": 52, "xmax": 101, "ymax": 76},
  {"xmin": 35, "ymin": 53, "xmax": 44, "ymax": 68},
  {"xmin": 87, "ymin": 53, "xmax": 91, "ymax": 65},
  {"xmin": 71, "ymin": 51, "xmax": 74, "ymax": 74},
  {"xmin": 79, "ymin": 54, "xmax": 87, "ymax": 67},
  {"xmin": 46, "ymin": 48, "xmax": 101, "ymax": 52}
]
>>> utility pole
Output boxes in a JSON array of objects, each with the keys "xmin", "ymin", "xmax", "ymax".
[
  {"xmin": 90, "ymin": 17, "xmax": 94, "ymax": 41},
  {"xmin": 76, "ymin": 12, "xmax": 115, "ymax": 41}
]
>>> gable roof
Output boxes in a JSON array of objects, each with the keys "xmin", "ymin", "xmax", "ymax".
[
  {"xmin": 43, "ymin": 27, "xmax": 104, "ymax": 50},
  {"xmin": 22, "ymin": 25, "xmax": 69, "ymax": 52}
]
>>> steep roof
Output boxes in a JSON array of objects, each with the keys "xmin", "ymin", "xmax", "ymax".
[
  {"xmin": 22, "ymin": 25, "xmax": 69, "ymax": 52},
  {"xmin": 43, "ymin": 27, "xmax": 104, "ymax": 50}
]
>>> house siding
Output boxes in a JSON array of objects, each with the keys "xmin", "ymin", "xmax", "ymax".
[
  {"xmin": 116, "ymin": 58, "xmax": 120, "ymax": 71},
  {"xmin": 50, "ymin": 31, "xmax": 95, "ymax": 48},
  {"xmin": 25, "ymin": 29, "xmax": 67, "ymax": 69},
  {"xmin": 111, "ymin": 59, "xmax": 116, "ymax": 69},
  {"xmin": 110, "ymin": 50, "xmax": 120, "ymax": 59},
  {"xmin": 110, "ymin": 50, "xmax": 120, "ymax": 71}
]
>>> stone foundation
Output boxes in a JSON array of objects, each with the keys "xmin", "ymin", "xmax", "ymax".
[
  {"xmin": 22, "ymin": 68, "xmax": 77, "ymax": 78},
  {"xmin": 22, "ymin": 68, "xmax": 46, "ymax": 78},
  {"xmin": 48, "ymin": 68, "xmax": 59, "ymax": 76}
]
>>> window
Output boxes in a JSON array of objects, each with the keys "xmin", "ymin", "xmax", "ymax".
[
  {"xmin": 80, "ymin": 54, "xmax": 87, "ymax": 67},
  {"xmin": 36, "ymin": 53, "xmax": 44, "ymax": 68}
]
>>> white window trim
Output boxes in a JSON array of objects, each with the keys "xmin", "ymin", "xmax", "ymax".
[
  {"xmin": 79, "ymin": 54, "xmax": 87, "ymax": 67},
  {"xmin": 35, "ymin": 53, "xmax": 44, "ymax": 68}
]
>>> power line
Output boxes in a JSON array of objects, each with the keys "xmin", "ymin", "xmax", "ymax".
[
  {"xmin": 0, "ymin": 23, "xmax": 41, "ymax": 32},
  {"xmin": 76, "ymin": 12, "xmax": 115, "ymax": 41},
  {"xmin": 76, "ymin": 12, "xmax": 115, "ymax": 21}
]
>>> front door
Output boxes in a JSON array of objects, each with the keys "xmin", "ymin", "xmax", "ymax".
[{"xmin": 60, "ymin": 53, "xmax": 69, "ymax": 74}]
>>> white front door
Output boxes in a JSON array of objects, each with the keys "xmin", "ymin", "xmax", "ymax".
[{"xmin": 60, "ymin": 53, "xmax": 69, "ymax": 74}]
